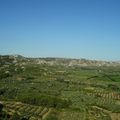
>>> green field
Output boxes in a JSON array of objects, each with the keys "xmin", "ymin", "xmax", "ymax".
[{"xmin": 0, "ymin": 56, "xmax": 120, "ymax": 120}]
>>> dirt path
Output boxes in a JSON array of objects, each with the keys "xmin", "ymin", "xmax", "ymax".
[
  {"xmin": 42, "ymin": 108, "xmax": 52, "ymax": 120},
  {"xmin": 91, "ymin": 106, "xmax": 111, "ymax": 113}
]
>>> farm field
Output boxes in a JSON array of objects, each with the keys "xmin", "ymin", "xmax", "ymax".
[{"xmin": 0, "ymin": 55, "xmax": 120, "ymax": 120}]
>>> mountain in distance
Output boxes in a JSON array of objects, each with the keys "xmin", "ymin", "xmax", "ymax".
[{"xmin": 0, "ymin": 54, "xmax": 120, "ymax": 67}]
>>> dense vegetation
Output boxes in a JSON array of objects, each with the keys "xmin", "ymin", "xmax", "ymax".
[{"xmin": 0, "ymin": 55, "xmax": 120, "ymax": 120}]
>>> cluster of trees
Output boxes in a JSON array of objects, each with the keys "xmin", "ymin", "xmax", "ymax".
[
  {"xmin": 19, "ymin": 94, "xmax": 71, "ymax": 109},
  {"xmin": 0, "ymin": 87, "xmax": 19, "ymax": 100},
  {"xmin": 107, "ymin": 84, "xmax": 120, "ymax": 91}
]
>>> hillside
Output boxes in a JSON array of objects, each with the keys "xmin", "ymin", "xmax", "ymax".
[
  {"xmin": 0, "ymin": 55, "xmax": 120, "ymax": 120},
  {"xmin": 0, "ymin": 54, "xmax": 120, "ymax": 66}
]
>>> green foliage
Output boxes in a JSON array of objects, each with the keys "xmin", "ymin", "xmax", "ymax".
[
  {"xmin": 0, "ymin": 72, "xmax": 11, "ymax": 79},
  {"xmin": 1, "ymin": 56, "xmax": 120, "ymax": 120},
  {"xmin": 19, "ymin": 94, "xmax": 71, "ymax": 108},
  {"xmin": 107, "ymin": 84, "xmax": 120, "ymax": 91},
  {"xmin": 0, "ymin": 103, "xmax": 3, "ymax": 112},
  {"xmin": 0, "ymin": 88, "xmax": 7, "ymax": 95}
]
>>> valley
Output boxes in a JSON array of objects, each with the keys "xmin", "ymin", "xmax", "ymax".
[{"xmin": 0, "ymin": 55, "xmax": 120, "ymax": 120}]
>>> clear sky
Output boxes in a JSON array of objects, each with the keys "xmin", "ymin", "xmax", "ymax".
[{"xmin": 0, "ymin": 0, "xmax": 120, "ymax": 61}]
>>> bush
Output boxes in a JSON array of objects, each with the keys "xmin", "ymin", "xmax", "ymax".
[
  {"xmin": 0, "ymin": 102, "xmax": 4, "ymax": 112},
  {"xmin": 107, "ymin": 84, "xmax": 120, "ymax": 91},
  {"xmin": 0, "ymin": 88, "xmax": 7, "ymax": 95},
  {"xmin": 0, "ymin": 72, "xmax": 11, "ymax": 79},
  {"xmin": 19, "ymin": 94, "xmax": 71, "ymax": 108}
]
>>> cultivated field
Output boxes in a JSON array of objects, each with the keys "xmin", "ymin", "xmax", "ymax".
[{"xmin": 0, "ymin": 55, "xmax": 120, "ymax": 120}]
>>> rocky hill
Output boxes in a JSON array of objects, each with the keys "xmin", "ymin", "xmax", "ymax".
[{"xmin": 0, "ymin": 54, "xmax": 120, "ymax": 67}]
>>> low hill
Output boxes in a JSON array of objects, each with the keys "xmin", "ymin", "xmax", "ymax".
[{"xmin": 0, "ymin": 54, "xmax": 120, "ymax": 67}]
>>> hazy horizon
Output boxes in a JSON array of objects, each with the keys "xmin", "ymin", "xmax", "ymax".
[{"xmin": 0, "ymin": 0, "xmax": 120, "ymax": 61}]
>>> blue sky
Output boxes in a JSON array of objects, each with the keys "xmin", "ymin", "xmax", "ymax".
[{"xmin": 0, "ymin": 0, "xmax": 120, "ymax": 60}]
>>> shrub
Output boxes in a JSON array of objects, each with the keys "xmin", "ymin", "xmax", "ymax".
[
  {"xmin": 0, "ymin": 102, "xmax": 4, "ymax": 112},
  {"xmin": 19, "ymin": 94, "xmax": 71, "ymax": 108}
]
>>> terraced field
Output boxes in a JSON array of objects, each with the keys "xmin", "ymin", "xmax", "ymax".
[{"xmin": 2, "ymin": 101, "xmax": 52, "ymax": 120}]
